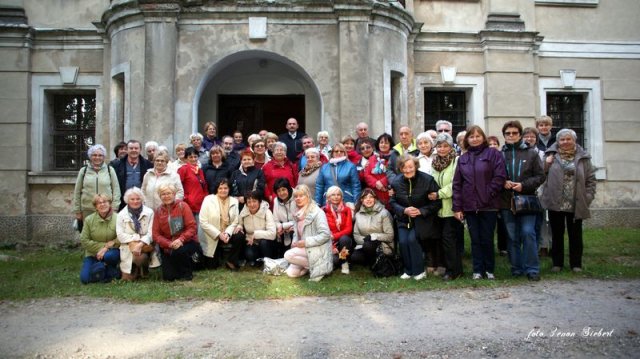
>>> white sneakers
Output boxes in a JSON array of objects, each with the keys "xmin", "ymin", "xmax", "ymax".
[
  {"xmin": 414, "ymin": 272, "xmax": 426, "ymax": 281},
  {"xmin": 472, "ymin": 273, "xmax": 483, "ymax": 280},
  {"xmin": 341, "ymin": 262, "xmax": 350, "ymax": 275},
  {"xmin": 400, "ymin": 273, "xmax": 411, "ymax": 280}
]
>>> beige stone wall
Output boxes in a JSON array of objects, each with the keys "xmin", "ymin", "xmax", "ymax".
[
  {"xmin": 535, "ymin": 0, "xmax": 640, "ymax": 41},
  {"xmin": 23, "ymin": 0, "xmax": 108, "ymax": 28}
]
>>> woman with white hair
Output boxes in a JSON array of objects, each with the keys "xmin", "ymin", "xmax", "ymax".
[
  {"xmin": 416, "ymin": 132, "xmax": 435, "ymax": 175},
  {"xmin": 284, "ymin": 184, "xmax": 333, "ymax": 281},
  {"xmin": 297, "ymin": 147, "xmax": 322, "ymax": 200},
  {"xmin": 116, "ymin": 187, "xmax": 160, "ymax": 281},
  {"xmin": 189, "ymin": 132, "xmax": 209, "ymax": 167},
  {"xmin": 540, "ymin": 128, "xmax": 596, "ymax": 273},
  {"xmin": 142, "ymin": 151, "xmax": 184, "ymax": 210},
  {"xmin": 145, "ymin": 141, "xmax": 159, "ymax": 162},
  {"xmin": 73, "ymin": 144, "xmax": 121, "ymax": 229},
  {"xmin": 316, "ymin": 131, "xmax": 332, "ymax": 159}
]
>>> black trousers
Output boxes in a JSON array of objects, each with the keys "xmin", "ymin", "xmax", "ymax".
[
  {"xmin": 245, "ymin": 239, "xmax": 278, "ymax": 263},
  {"xmin": 350, "ymin": 238, "xmax": 380, "ymax": 267},
  {"xmin": 549, "ymin": 210, "xmax": 583, "ymax": 269},
  {"xmin": 161, "ymin": 241, "xmax": 198, "ymax": 281},
  {"xmin": 440, "ymin": 217, "xmax": 463, "ymax": 276}
]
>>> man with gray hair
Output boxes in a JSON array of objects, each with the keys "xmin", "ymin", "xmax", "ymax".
[
  {"xmin": 113, "ymin": 139, "xmax": 153, "ymax": 210},
  {"xmin": 435, "ymin": 120, "xmax": 461, "ymax": 154}
]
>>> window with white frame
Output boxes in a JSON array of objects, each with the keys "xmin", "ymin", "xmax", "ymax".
[{"xmin": 30, "ymin": 74, "xmax": 102, "ymax": 172}]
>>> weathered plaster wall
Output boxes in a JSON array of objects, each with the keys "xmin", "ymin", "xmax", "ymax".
[
  {"xmin": 23, "ymin": 0, "xmax": 109, "ymax": 29},
  {"xmin": 535, "ymin": 0, "xmax": 640, "ymax": 41}
]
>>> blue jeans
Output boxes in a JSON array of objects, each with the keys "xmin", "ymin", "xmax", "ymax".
[
  {"xmin": 80, "ymin": 248, "xmax": 121, "ymax": 284},
  {"xmin": 465, "ymin": 211, "xmax": 497, "ymax": 274},
  {"xmin": 397, "ymin": 226, "xmax": 424, "ymax": 276},
  {"xmin": 501, "ymin": 209, "xmax": 540, "ymax": 276}
]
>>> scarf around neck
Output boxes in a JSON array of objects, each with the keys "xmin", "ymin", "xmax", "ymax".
[
  {"xmin": 128, "ymin": 205, "xmax": 143, "ymax": 234},
  {"xmin": 432, "ymin": 149, "xmax": 457, "ymax": 172}
]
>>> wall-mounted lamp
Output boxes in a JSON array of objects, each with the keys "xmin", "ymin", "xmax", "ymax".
[
  {"xmin": 440, "ymin": 66, "xmax": 457, "ymax": 84},
  {"xmin": 560, "ymin": 69, "xmax": 577, "ymax": 88}
]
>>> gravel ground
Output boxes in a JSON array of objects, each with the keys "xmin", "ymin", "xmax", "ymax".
[{"xmin": 1, "ymin": 279, "xmax": 638, "ymax": 358}]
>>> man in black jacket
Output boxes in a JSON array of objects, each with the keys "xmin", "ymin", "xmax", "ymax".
[
  {"xmin": 278, "ymin": 117, "xmax": 306, "ymax": 162},
  {"xmin": 113, "ymin": 139, "xmax": 153, "ymax": 210}
]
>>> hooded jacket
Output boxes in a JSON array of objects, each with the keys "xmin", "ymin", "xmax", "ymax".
[{"xmin": 353, "ymin": 200, "xmax": 395, "ymax": 255}]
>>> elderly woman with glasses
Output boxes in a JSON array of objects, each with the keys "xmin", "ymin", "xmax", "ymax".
[
  {"xmin": 73, "ymin": 144, "xmax": 121, "ymax": 229},
  {"xmin": 262, "ymin": 142, "xmax": 297, "ymax": 205},
  {"xmin": 315, "ymin": 143, "xmax": 361, "ymax": 210}
]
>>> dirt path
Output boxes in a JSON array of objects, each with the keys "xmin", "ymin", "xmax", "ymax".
[{"xmin": 1, "ymin": 279, "xmax": 639, "ymax": 358}]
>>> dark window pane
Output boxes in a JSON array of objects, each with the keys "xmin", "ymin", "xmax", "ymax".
[
  {"xmin": 52, "ymin": 93, "xmax": 96, "ymax": 170},
  {"xmin": 424, "ymin": 91, "xmax": 467, "ymax": 135},
  {"xmin": 546, "ymin": 94, "xmax": 585, "ymax": 148}
]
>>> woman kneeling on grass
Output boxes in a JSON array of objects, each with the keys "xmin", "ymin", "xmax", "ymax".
[
  {"xmin": 80, "ymin": 194, "xmax": 120, "ymax": 284},
  {"xmin": 284, "ymin": 184, "xmax": 333, "ymax": 282},
  {"xmin": 116, "ymin": 187, "xmax": 160, "ymax": 281},
  {"xmin": 152, "ymin": 183, "xmax": 199, "ymax": 281},
  {"xmin": 234, "ymin": 190, "xmax": 278, "ymax": 266}
]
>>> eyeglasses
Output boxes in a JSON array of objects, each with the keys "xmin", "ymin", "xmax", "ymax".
[
  {"xmin": 254, "ymin": 144, "xmax": 265, "ymax": 148},
  {"xmin": 154, "ymin": 160, "xmax": 167, "ymax": 163},
  {"xmin": 333, "ymin": 150, "xmax": 345, "ymax": 154},
  {"xmin": 504, "ymin": 131, "xmax": 520, "ymax": 136},
  {"xmin": 437, "ymin": 129, "xmax": 451, "ymax": 133},
  {"xmin": 187, "ymin": 155, "xmax": 199, "ymax": 158},
  {"xmin": 360, "ymin": 145, "xmax": 372, "ymax": 151}
]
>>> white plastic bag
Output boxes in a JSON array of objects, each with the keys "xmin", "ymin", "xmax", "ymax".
[{"xmin": 262, "ymin": 257, "xmax": 289, "ymax": 276}]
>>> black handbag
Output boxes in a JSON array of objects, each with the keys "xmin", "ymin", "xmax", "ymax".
[
  {"xmin": 370, "ymin": 245, "xmax": 402, "ymax": 278},
  {"xmin": 511, "ymin": 193, "xmax": 543, "ymax": 215}
]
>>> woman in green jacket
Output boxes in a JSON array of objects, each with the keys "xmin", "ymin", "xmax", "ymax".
[
  {"xmin": 73, "ymin": 144, "xmax": 121, "ymax": 229},
  {"xmin": 429, "ymin": 133, "xmax": 463, "ymax": 281},
  {"xmin": 80, "ymin": 194, "xmax": 120, "ymax": 284}
]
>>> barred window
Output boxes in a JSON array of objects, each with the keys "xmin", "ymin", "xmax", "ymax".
[
  {"xmin": 546, "ymin": 93, "xmax": 586, "ymax": 148},
  {"xmin": 52, "ymin": 93, "xmax": 96, "ymax": 170},
  {"xmin": 424, "ymin": 91, "xmax": 467, "ymax": 135}
]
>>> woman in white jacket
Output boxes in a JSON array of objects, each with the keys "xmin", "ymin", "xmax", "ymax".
[
  {"xmin": 141, "ymin": 151, "xmax": 184, "ymax": 210},
  {"xmin": 284, "ymin": 184, "xmax": 333, "ymax": 281},
  {"xmin": 116, "ymin": 187, "xmax": 160, "ymax": 280},
  {"xmin": 199, "ymin": 178, "xmax": 243, "ymax": 270},
  {"xmin": 234, "ymin": 191, "xmax": 277, "ymax": 266}
]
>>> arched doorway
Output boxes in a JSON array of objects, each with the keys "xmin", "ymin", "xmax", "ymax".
[{"xmin": 194, "ymin": 51, "xmax": 322, "ymax": 138}]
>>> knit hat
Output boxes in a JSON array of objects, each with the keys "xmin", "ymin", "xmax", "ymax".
[{"xmin": 434, "ymin": 133, "xmax": 454, "ymax": 148}]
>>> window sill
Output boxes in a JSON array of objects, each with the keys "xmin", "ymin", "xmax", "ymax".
[
  {"xmin": 28, "ymin": 171, "xmax": 78, "ymax": 185},
  {"xmin": 535, "ymin": 0, "xmax": 598, "ymax": 7}
]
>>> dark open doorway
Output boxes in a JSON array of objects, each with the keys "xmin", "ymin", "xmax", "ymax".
[{"xmin": 218, "ymin": 95, "xmax": 305, "ymax": 138}]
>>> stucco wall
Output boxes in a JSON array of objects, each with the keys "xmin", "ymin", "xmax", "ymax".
[{"xmin": 23, "ymin": 0, "xmax": 109, "ymax": 29}]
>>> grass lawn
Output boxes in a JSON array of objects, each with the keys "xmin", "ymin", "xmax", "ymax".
[{"xmin": 1, "ymin": 228, "xmax": 638, "ymax": 303}]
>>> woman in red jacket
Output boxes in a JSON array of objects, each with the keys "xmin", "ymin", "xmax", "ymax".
[
  {"xmin": 178, "ymin": 147, "xmax": 208, "ymax": 244},
  {"xmin": 152, "ymin": 183, "xmax": 199, "ymax": 281},
  {"xmin": 262, "ymin": 142, "xmax": 297, "ymax": 205},
  {"xmin": 323, "ymin": 186, "xmax": 354, "ymax": 275}
]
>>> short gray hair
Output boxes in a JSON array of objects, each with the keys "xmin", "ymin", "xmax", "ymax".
[
  {"xmin": 416, "ymin": 132, "xmax": 434, "ymax": 145},
  {"xmin": 435, "ymin": 120, "xmax": 453, "ymax": 130},
  {"xmin": 556, "ymin": 128, "xmax": 577, "ymax": 142},
  {"xmin": 123, "ymin": 186, "xmax": 146, "ymax": 205},
  {"xmin": 87, "ymin": 144, "xmax": 107, "ymax": 158},
  {"xmin": 145, "ymin": 141, "xmax": 159, "ymax": 151},
  {"xmin": 189, "ymin": 133, "xmax": 203, "ymax": 142},
  {"xmin": 317, "ymin": 131, "xmax": 330, "ymax": 141},
  {"xmin": 273, "ymin": 141, "xmax": 288, "ymax": 152}
]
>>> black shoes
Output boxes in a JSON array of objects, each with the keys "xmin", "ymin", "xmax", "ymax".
[
  {"xmin": 442, "ymin": 273, "xmax": 462, "ymax": 282},
  {"xmin": 527, "ymin": 273, "xmax": 541, "ymax": 281}
]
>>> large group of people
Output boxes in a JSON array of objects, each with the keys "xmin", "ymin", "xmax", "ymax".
[{"xmin": 75, "ymin": 116, "xmax": 596, "ymax": 283}]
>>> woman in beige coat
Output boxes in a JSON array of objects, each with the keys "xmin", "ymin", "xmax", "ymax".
[
  {"xmin": 234, "ymin": 191, "xmax": 277, "ymax": 266},
  {"xmin": 199, "ymin": 178, "xmax": 242, "ymax": 270},
  {"xmin": 284, "ymin": 184, "xmax": 333, "ymax": 281},
  {"xmin": 116, "ymin": 187, "xmax": 160, "ymax": 280},
  {"xmin": 141, "ymin": 152, "xmax": 184, "ymax": 210},
  {"xmin": 351, "ymin": 188, "xmax": 395, "ymax": 267}
]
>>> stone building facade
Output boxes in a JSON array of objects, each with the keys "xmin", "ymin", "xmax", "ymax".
[{"xmin": 0, "ymin": 0, "xmax": 638, "ymax": 246}]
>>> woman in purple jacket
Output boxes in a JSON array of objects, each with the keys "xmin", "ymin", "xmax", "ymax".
[{"xmin": 452, "ymin": 126, "xmax": 506, "ymax": 280}]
